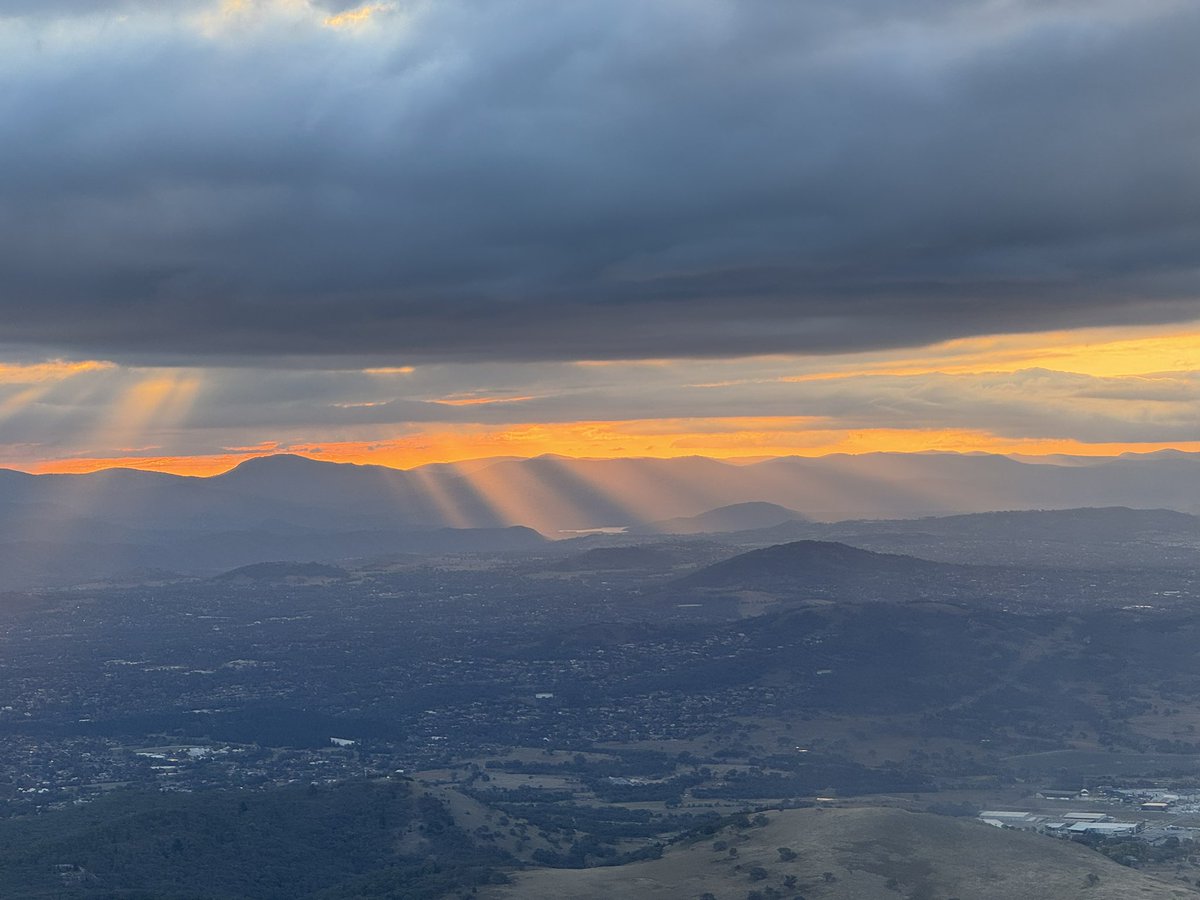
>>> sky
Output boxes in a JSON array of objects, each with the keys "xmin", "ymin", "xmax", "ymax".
[{"xmin": 0, "ymin": 0, "xmax": 1197, "ymax": 475}]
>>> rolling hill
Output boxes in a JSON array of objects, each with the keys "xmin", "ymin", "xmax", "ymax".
[
  {"xmin": 675, "ymin": 540, "xmax": 970, "ymax": 604},
  {"xmin": 486, "ymin": 806, "xmax": 1198, "ymax": 899},
  {"xmin": 636, "ymin": 501, "xmax": 807, "ymax": 534}
]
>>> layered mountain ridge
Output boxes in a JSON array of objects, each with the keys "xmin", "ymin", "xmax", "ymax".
[{"xmin": 0, "ymin": 451, "xmax": 1197, "ymax": 589}]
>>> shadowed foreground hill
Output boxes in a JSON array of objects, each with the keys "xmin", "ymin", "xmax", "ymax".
[
  {"xmin": 488, "ymin": 807, "xmax": 1198, "ymax": 900},
  {"xmin": 0, "ymin": 780, "xmax": 511, "ymax": 899}
]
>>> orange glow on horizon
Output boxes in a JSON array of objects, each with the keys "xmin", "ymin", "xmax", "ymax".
[{"xmin": 14, "ymin": 420, "xmax": 1200, "ymax": 478}]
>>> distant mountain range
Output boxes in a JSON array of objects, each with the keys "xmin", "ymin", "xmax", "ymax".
[
  {"xmin": 5, "ymin": 450, "xmax": 1200, "ymax": 530},
  {"xmin": 0, "ymin": 451, "xmax": 1198, "ymax": 588}
]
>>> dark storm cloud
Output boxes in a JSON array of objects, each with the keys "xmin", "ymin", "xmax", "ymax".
[{"xmin": 1, "ymin": 0, "xmax": 1198, "ymax": 364}]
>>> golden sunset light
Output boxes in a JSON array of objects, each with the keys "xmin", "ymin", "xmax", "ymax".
[
  {"xmin": 24, "ymin": 429, "xmax": 1200, "ymax": 479},
  {"xmin": 0, "ymin": 320, "xmax": 1193, "ymax": 477}
]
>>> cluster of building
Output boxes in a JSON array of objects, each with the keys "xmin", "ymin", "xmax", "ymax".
[
  {"xmin": 978, "ymin": 786, "xmax": 1200, "ymax": 843},
  {"xmin": 979, "ymin": 809, "xmax": 1144, "ymax": 837}
]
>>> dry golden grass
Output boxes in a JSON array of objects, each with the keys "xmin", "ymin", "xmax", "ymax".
[{"xmin": 484, "ymin": 806, "xmax": 1200, "ymax": 900}]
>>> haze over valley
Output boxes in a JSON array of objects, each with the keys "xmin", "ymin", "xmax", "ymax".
[
  {"xmin": 2, "ymin": 450, "xmax": 1199, "ymax": 590},
  {"xmin": 0, "ymin": 454, "xmax": 1198, "ymax": 895}
]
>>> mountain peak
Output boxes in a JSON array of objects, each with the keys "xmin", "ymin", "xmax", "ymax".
[
  {"xmin": 225, "ymin": 454, "xmax": 337, "ymax": 473},
  {"xmin": 638, "ymin": 500, "xmax": 807, "ymax": 534}
]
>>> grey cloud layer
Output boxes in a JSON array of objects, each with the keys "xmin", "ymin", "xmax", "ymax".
[{"xmin": 2, "ymin": 0, "xmax": 1199, "ymax": 363}]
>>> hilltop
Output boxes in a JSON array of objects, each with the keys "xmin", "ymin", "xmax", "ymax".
[
  {"xmin": 675, "ymin": 540, "xmax": 968, "ymax": 604},
  {"xmin": 636, "ymin": 501, "xmax": 808, "ymax": 535}
]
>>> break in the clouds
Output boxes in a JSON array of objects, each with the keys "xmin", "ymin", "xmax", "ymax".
[
  {"xmin": 1, "ymin": 0, "xmax": 1198, "ymax": 364},
  {"xmin": 2, "ymin": 320, "xmax": 1198, "ymax": 469}
]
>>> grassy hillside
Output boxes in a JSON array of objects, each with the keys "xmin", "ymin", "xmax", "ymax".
[{"xmin": 486, "ymin": 806, "xmax": 1200, "ymax": 900}]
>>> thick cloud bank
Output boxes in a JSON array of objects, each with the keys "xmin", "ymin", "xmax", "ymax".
[{"xmin": 2, "ymin": 0, "xmax": 1198, "ymax": 362}]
